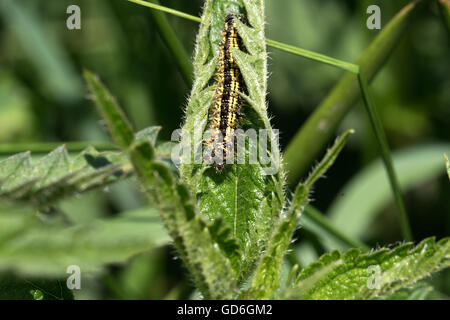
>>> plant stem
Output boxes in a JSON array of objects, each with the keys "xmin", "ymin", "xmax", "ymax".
[{"xmin": 357, "ymin": 72, "xmax": 413, "ymax": 241}]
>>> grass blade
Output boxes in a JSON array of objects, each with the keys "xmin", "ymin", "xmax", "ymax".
[
  {"xmin": 127, "ymin": 0, "xmax": 360, "ymax": 72},
  {"xmin": 266, "ymin": 39, "xmax": 359, "ymax": 74},
  {"xmin": 328, "ymin": 144, "xmax": 450, "ymax": 241},
  {"xmin": 358, "ymin": 72, "xmax": 412, "ymax": 241},
  {"xmin": 127, "ymin": 0, "xmax": 201, "ymax": 23},
  {"xmin": 284, "ymin": 1, "xmax": 422, "ymax": 183},
  {"xmin": 147, "ymin": 0, "xmax": 193, "ymax": 86},
  {"xmin": 0, "ymin": 1, "xmax": 83, "ymax": 102}
]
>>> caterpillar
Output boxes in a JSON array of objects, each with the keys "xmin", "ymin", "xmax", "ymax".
[{"xmin": 205, "ymin": 13, "xmax": 246, "ymax": 172}]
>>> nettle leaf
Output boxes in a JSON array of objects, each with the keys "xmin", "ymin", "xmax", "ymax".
[
  {"xmin": 201, "ymin": 216, "xmax": 241, "ymax": 269},
  {"xmin": 0, "ymin": 146, "xmax": 130, "ymax": 207},
  {"xmin": 84, "ymin": 63, "xmax": 239, "ymax": 298},
  {"xmin": 84, "ymin": 69, "xmax": 134, "ymax": 149},
  {"xmin": 129, "ymin": 140, "xmax": 238, "ymax": 299},
  {"xmin": 0, "ymin": 204, "xmax": 169, "ymax": 277},
  {"xmin": 84, "ymin": 68, "xmax": 175, "ymax": 162},
  {"xmin": 245, "ymin": 130, "xmax": 353, "ymax": 299},
  {"xmin": 283, "ymin": 237, "xmax": 450, "ymax": 300},
  {"xmin": 180, "ymin": 0, "xmax": 284, "ymax": 277}
]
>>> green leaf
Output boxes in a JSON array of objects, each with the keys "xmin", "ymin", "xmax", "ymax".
[
  {"xmin": 179, "ymin": 0, "xmax": 284, "ymax": 278},
  {"xmin": 245, "ymin": 130, "xmax": 353, "ymax": 299},
  {"xmin": 0, "ymin": 146, "xmax": 130, "ymax": 207},
  {"xmin": 104, "ymin": 252, "xmax": 163, "ymax": 300},
  {"xmin": 135, "ymin": 126, "xmax": 162, "ymax": 146},
  {"xmin": 203, "ymin": 216, "xmax": 241, "ymax": 270},
  {"xmin": 0, "ymin": 204, "xmax": 169, "ymax": 277},
  {"xmin": 129, "ymin": 140, "xmax": 238, "ymax": 299},
  {"xmin": 283, "ymin": 237, "xmax": 450, "ymax": 300},
  {"xmin": 284, "ymin": 1, "xmax": 423, "ymax": 183},
  {"xmin": 328, "ymin": 144, "xmax": 450, "ymax": 241},
  {"xmin": 83, "ymin": 58, "xmax": 245, "ymax": 298},
  {"xmin": 380, "ymin": 282, "xmax": 434, "ymax": 300},
  {"xmin": 84, "ymin": 69, "xmax": 135, "ymax": 149}
]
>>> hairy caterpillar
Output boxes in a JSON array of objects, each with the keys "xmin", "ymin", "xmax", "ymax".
[{"xmin": 205, "ymin": 13, "xmax": 246, "ymax": 172}]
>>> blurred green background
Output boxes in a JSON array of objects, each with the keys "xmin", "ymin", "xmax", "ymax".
[{"xmin": 0, "ymin": 0, "xmax": 449, "ymax": 299}]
